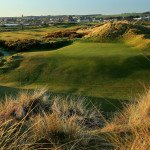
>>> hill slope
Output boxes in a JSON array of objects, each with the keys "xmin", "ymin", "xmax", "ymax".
[
  {"xmin": 0, "ymin": 42, "xmax": 150, "ymax": 99},
  {"xmin": 85, "ymin": 21, "xmax": 150, "ymax": 50}
]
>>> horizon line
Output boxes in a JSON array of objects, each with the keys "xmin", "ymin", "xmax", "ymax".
[{"xmin": 0, "ymin": 11, "xmax": 149, "ymax": 18}]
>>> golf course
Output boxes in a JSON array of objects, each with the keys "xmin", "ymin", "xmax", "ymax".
[
  {"xmin": 0, "ymin": 16, "xmax": 150, "ymax": 150},
  {"xmin": 0, "ymin": 22, "xmax": 150, "ymax": 102},
  {"xmin": 1, "ymin": 0, "xmax": 150, "ymax": 149},
  {"xmin": 0, "ymin": 41, "xmax": 150, "ymax": 100}
]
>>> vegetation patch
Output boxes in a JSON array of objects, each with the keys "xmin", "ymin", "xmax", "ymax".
[
  {"xmin": 0, "ymin": 52, "xmax": 4, "ymax": 57},
  {"xmin": 0, "ymin": 55, "xmax": 23, "ymax": 74},
  {"xmin": 0, "ymin": 89, "xmax": 107, "ymax": 149},
  {"xmin": 0, "ymin": 88, "xmax": 149, "ymax": 149},
  {"xmin": 101, "ymin": 90, "xmax": 150, "ymax": 150},
  {"xmin": 45, "ymin": 29, "xmax": 86, "ymax": 39},
  {"xmin": 85, "ymin": 21, "xmax": 150, "ymax": 50},
  {"xmin": 1, "ymin": 39, "xmax": 73, "ymax": 52}
]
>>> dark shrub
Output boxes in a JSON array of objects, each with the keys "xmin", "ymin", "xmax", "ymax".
[
  {"xmin": 45, "ymin": 30, "xmax": 85, "ymax": 39},
  {"xmin": 0, "ymin": 40, "xmax": 5, "ymax": 47},
  {"xmin": 5, "ymin": 39, "xmax": 41, "ymax": 52},
  {"xmin": 3, "ymin": 39, "xmax": 72, "ymax": 52},
  {"xmin": 0, "ymin": 52, "xmax": 3, "ymax": 57}
]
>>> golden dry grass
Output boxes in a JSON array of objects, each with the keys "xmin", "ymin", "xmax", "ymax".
[
  {"xmin": 85, "ymin": 21, "xmax": 150, "ymax": 50},
  {"xmin": 0, "ymin": 89, "xmax": 105, "ymax": 149},
  {"xmin": 0, "ymin": 88, "xmax": 149, "ymax": 149},
  {"xmin": 85, "ymin": 21, "xmax": 130, "ymax": 40},
  {"xmin": 123, "ymin": 29, "xmax": 150, "ymax": 50},
  {"xmin": 101, "ymin": 89, "xmax": 150, "ymax": 150},
  {"xmin": 0, "ymin": 88, "xmax": 49, "ymax": 124}
]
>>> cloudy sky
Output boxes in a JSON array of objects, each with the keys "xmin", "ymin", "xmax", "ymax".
[{"xmin": 0, "ymin": 0, "xmax": 149, "ymax": 17}]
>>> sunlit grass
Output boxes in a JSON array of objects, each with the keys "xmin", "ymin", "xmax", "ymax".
[
  {"xmin": 0, "ymin": 42, "xmax": 149, "ymax": 100},
  {"xmin": 0, "ymin": 88, "xmax": 149, "ymax": 149}
]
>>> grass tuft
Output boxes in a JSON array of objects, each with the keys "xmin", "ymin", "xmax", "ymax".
[{"xmin": 0, "ymin": 88, "xmax": 149, "ymax": 149}]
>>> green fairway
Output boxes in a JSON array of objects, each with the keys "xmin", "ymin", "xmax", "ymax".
[{"xmin": 0, "ymin": 42, "xmax": 150, "ymax": 100}]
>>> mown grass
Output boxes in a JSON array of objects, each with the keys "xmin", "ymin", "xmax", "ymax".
[{"xmin": 0, "ymin": 42, "xmax": 150, "ymax": 100}]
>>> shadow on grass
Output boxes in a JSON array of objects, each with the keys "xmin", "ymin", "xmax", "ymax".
[
  {"xmin": 49, "ymin": 92, "xmax": 128, "ymax": 112},
  {"xmin": 0, "ymin": 85, "xmax": 20, "ymax": 100},
  {"xmin": 30, "ymin": 40, "xmax": 73, "ymax": 52},
  {"xmin": 0, "ymin": 56, "xmax": 23, "ymax": 74},
  {"xmin": 95, "ymin": 54, "xmax": 150, "ymax": 78},
  {"xmin": 0, "ymin": 85, "xmax": 127, "ymax": 112}
]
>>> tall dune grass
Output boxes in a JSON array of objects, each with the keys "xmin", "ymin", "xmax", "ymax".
[
  {"xmin": 0, "ymin": 88, "xmax": 149, "ymax": 149},
  {"xmin": 85, "ymin": 21, "xmax": 150, "ymax": 50},
  {"xmin": 0, "ymin": 89, "xmax": 106, "ymax": 149},
  {"xmin": 102, "ymin": 89, "xmax": 150, "ymax": 149}
]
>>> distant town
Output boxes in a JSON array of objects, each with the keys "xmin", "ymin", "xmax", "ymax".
[{"xmin": 0, "ymin": 12, "xmax": 150, "ymax": 27}]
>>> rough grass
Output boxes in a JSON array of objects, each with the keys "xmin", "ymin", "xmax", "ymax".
[
  {"xmin": 44, "ymin": 29, "xmax": 85, "ymax": 39},
  {"xmin": 0, "ymin": 24, "xmax": 84, "ymax": 42},
  {"xmin": 85, "ymin": 21, "xmax": 130, "ymax": 41},
  {"xmin": 123, "ymin": 29, "xmax": 150, "ymax": 50},
  {"xmin": 0, "ymin": 88, "xmax": 149, "ymax": 149},
  {"xmin": 85, "ymin": 21, "xmax": 150, "ymax": 50},
  {"xmin": 101, "ymin": 89, "xmax": 150, "ymax": 150},
  {"xmin": 0, "ymin": 89, "xmax": 106, "ymax": 150}
]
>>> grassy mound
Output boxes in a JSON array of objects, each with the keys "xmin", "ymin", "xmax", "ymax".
[
  {"xmin": 85, "ymin": 21, "xmax": 150, "ymax": 50},
  {"xmin": 0, "ymin": 42, "xmax": 150, "ymax": 100},
  {"xmin": 123, "ymin": 28, "xmax": 150, "ymax": 50},
  {"xmin": 85, "ymin": 21, "xmax": 130, "ymax": 41},
  {"xmin": 0, "ymin": 89, "xmax": 149, "ymax": 149}
]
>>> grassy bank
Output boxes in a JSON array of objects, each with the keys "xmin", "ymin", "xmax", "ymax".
[{"xmin": 0, "ymin": 42, "xmax": 149, "ymax": 100}]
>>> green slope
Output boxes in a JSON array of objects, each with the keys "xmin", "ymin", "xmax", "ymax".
[{"xmin": 0, "ymin": 42, "xmax": 150, "ymax": 99}]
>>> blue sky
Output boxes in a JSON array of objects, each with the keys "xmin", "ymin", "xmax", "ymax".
[{"xmin": 0, "ymin": 0, "xmax": 149, "ymax": 17}]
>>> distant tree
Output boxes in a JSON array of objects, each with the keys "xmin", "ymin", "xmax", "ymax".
[
  {"xmin": 125, "ymin": 16, "xmax": 136, "ymax": 21},
  {"xmin": 143, "ymin": 12, "xmax": 150, "ymax": 15}
]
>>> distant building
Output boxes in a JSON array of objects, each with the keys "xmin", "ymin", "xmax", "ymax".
[
  {"xmin": 4, "ymin": 24, "xmax": 19, "ymax": 27},
  {"xmin": 133, "ymin": 17, "xmax": 142, "ymax": 21},
  {"xmin": 144, "ymin": 16, "xmax": 150, "ymax": 20},
  {"xmin": 63, "ymin": 16, "xmax": 75, "ymax": 23}
]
